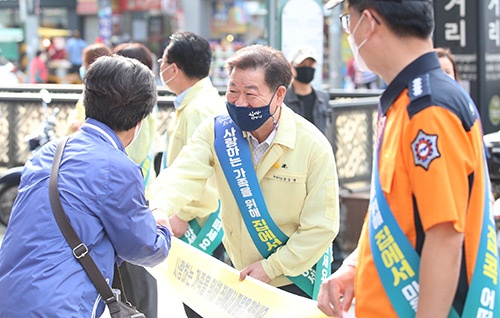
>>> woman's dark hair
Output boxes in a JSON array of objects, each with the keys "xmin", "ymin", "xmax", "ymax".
[
  {"xmin": 113, "ymin": 42, "xmax": 153, "ymax": 71},
  {"xmin": 84, "ymin": 55, "xmax": 156, "ymax": 131},
  {"xmin": 225, "ymin": 45, "xmax": 293, "ymax": 92}
]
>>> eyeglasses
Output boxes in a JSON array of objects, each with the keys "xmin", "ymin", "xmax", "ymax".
[
  {"xmin": 157, "ymin": 58, "xmax": 164, "ymax": 65},
  {"xmin": 339, "ymin": 10, "xmax": 381, "ymax": 35},
  {"xmin": 340, "ymin": 13, "xmax": 351, "ymax": 34}
]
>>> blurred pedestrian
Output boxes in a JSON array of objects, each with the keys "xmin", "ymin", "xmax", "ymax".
[
  {"xmin": 29, "ymin": 50, "xmax": 48, "ymax": 83},
  {"xmin": 150, "ymin": 44, "xmax": 339, "ymax": 307},
  {"xmin": 318, "ymin": 1, "xmax": 499, "ymax": 317},
  {"xmin": 284, "ymin": 45, "xmax": 342, "ymax": 271},
  {"xmin": 435, "ymin": 47, "xmax": 459, "ymax": 81},
  {"xmin": 0, "ymin": 55, "xmax": 171, "ymax": 318},
  {"xmin": 47, "ymin": 37, "xmax": 66, "ymax": 61},
  {"xmin": 152, "ymin": 31, "xmax": 226, "ymax": 318},
  {"xmin": 347, "ymin": 56, "xmax": 380, "ymax": 89},
  {"xmin": 66, "ymin": 30, "xmax": 87, "ymax": 75},
  {"xmin": 66, "ymin": 43, "xmax": 112, "ymax": 135},
  {"xmin": 284, "ymin": 45, "xmax": 331, "ymax": 134}
]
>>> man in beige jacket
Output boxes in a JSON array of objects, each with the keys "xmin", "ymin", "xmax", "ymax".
[
  {"xmin": 155, "ymin": 31, "xmax": 225, "ymax": 318},
  {"xmin": 151, "ymin": 44, "xmax": 339, "ymax": 302}
]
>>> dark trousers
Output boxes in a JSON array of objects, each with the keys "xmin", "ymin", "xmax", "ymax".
[
  {"xmin": 183, "ymin": 243, "xmax": 227, "ymax": 318},
  {"xmin": 119, "ymin": 262, "xmax": 158, "ymax": 318},
  {"xmin": 278, "ymin": 283, "xmax": 311, "ymax": 298}
]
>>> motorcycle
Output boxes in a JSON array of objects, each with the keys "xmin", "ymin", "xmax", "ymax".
[{"xmin": 0, "ymin": 89, "xmax": 57, "ymax": 226}]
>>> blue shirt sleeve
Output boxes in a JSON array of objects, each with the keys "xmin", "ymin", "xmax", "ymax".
[{"xmin": 98, "ymin": 157, "xmax": 171, "ymax": 267}]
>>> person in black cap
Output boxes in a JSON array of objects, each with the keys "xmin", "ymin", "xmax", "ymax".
[
  {"xmin": 318, "ymin": 1, "xmax": 499, "ymax": 318},
  {"xmin": 284, "ymin": 45, "xmax": 331, "ymax": 134}
]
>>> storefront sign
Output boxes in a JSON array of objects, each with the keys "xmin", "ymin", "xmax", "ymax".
[
  {"xmin": 281, "ymin": 0, "xmax": 324, "ymax": 89},
  {"xmin": 211, "ymin": 1, "xmax": 248, "ymax": 37},
  {"xmin": 98, "ymin": 0, "xmax": 112, "ymax": 45},
  {"xmin": 434, "ymin": 0, "xmax": 477, "ymax": 90},
  {"xmin": 0, "ymin": 0, "xmax": 18, "ymax": 9},
  {"xmin": 119, "ymin": 0, "xmax": 161, "ymax": 11},
  {"xmin": 77, "ymin": 0, "xmax": 98, "ymax": 15},
  {"xmin": 484, "ymin": 0, "xmax": 500, "ymax": 132},
  {"xmin": 434, "ymin": 0, "xmax": 500, "ymax": 134}
]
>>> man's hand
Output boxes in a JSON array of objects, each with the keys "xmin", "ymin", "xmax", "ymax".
[
  {"xmin": 151, "ymin": 208, "xmax": 172, "ymax": 233},
  {"xmin": 239, "ymin": 261, "xmax": 271, "ymax": 284},
  {"xmin": 317, "ymin": 263, "xmax": 356, "ymax": 317},
  {"xmin": 168, "ymin": 214, "xmax": 190, "ymax": 238}
]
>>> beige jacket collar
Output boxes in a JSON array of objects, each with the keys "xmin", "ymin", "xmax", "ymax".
[
  {"xmin": 272, "ymin": 105, "xmax": 297, "ymax": 150},
  {"xmin": 177, "ymin": 77, "xmax": 217, "ymax": 112}
]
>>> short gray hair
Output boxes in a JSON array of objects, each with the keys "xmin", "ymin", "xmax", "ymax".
[{"xmin": 84, "ymin": 55, "xmax": 157, "ymax": 131}]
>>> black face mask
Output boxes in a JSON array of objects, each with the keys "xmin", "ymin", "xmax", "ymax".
[{"xmin": 294, "ymin": 66, "xmax": 315, "ymax": 84}]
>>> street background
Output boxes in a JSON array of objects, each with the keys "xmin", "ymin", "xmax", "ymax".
[{"xmin": 2, "ymin": 0, "xmax": 499, "ymax": 135}]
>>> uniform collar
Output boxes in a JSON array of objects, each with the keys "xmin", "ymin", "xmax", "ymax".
[
  {"xmin": 380, "ymin": 51, "xmax": 441, "ymax": 115},
  {"xmin": 80, "ymin": 118, "xmax": 126, "ymax": 152}
]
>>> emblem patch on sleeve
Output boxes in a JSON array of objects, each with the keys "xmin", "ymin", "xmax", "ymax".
[{"xmin": 411, "ymin": 130, "xmax": 440, "ymax": 170}]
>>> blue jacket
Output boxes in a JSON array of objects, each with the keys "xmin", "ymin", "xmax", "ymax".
[{"xmin": 0, "ymin": 118, "xmax": 171, "ymax": 318}]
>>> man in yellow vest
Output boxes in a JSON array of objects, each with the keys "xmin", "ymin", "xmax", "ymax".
[
  {"xmin": 154, "ymin": 31, "xmax": 225, "ymax": 318},
  {"xmin": 150, "ymin": 44, "xmax": 339, "ymax": 306}
]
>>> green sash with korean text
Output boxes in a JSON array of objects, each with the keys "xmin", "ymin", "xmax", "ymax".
[
  {"xmin": 214, "ymin": 114, "xmax": 331, "ymax": 299},
  {"xmin": 178, "ymin": 201, "xmax": 223, "ymax": 256},
  {"xmin": 161, "ymin": 134, "xmax": 223, "ymax": 256}
]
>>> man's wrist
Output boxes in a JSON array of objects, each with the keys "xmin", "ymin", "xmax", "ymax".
[{"xmin": 342, "ymin": 251, "xmax": 358, "ymax": 268}]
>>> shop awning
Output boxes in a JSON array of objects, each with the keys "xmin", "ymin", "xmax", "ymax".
[
  {"xmin": 77, "ymin": 0, "xmax": 98, "ymax": 15},
  {"xmin": 38, "ymin": 27, "xmax": 71, "ymax": 38},
  {"xmin": 0, "ymin": 28, "xmax": 24, "ymax": 43}
]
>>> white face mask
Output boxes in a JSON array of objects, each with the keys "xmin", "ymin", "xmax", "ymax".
[
  {"xmin": 347, "ymin": 15, "xmax": 371, "ymax": 72},
  {"xmin": 79, "ymin": 66, "xmax": 86, "ymax": 80},
  {"xmin": 160, "ymin": 64, "xmax": 176, "ymax": 92},
  {"xmin": 131, "ymin": 121, "xmax": 143, "ymax": 145}
]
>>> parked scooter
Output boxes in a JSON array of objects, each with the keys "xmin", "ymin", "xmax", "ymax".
[{"xmin": 0, "ymin": 89, "xmax": 57, "ymax": 225}]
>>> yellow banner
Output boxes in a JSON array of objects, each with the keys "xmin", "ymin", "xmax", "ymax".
[{"xmin": 149, "ymin": 238, "xmax": 334, "ymax": 318}]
